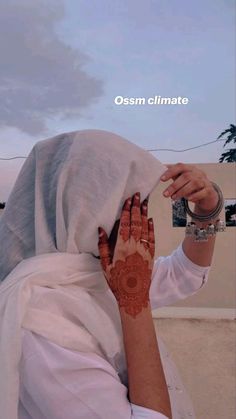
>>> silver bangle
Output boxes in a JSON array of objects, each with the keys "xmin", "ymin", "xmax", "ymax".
[
  {"xmin": 185, "ymin": 219, "xmax": 226, "ymax": 242},
  {"xmin": 183, "ymin": 182, "xmax": 226, "ymax": 241},
  {"xmin": 183, "ymin": 182, "xmax": 224, "ymax": 222}
]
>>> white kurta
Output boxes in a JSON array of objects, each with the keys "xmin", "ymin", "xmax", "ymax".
[{"xmin": 18, "ymin": 244, "xmax": 210, "ymax": 419}]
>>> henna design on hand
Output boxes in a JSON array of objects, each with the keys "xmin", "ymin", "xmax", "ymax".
[
  {"xmin": 98, "ymin": 193, "xmax": 155, "ymax": 319},
  {"xmin": 141, "ymin": 198, "xmax": 149, "ymax": 251},
  {"xmin": 110, "ymin": 252, "xmax": 151, "ymax": 318},
  {"xmin": 120, "ymin": 220, "xmax": 130, "ymax": 242},
  {"xmin": 99, "ymin": 243, "xmax": 111, "ymax": 271},
  {"xmin": 120, "ymin": 198, "xmax": 131, "ymax": 242},
  {"xmin": 131, "ymin": 209, "xmax": 142, "ymax": 241},
  {"xmin": 131, "ymin": 193, "xmax": 142, "ymax": 241},
  {"xmin": 98, "ymin": 227, "xmax": 111, "ymax": 271}
]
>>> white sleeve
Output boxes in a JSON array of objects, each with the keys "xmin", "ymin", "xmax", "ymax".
[
  {"xmin": 131, "ymin": 403, "xmax": 169, "ymax": 418},
  {"xmin": 149, "ymin": 243, "xmax": 211, "ymax": 310},
  {"xmin": 19, "ymin": 330, "xmax": 169, "ymax": 419}
]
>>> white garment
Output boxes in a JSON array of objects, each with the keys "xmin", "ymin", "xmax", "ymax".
[
  {"xmin": 0, "ymin": 129, "xmax": 167, "ymax": 281},
  {"xmin": 18, "ymin": 244, "xmax": 210, "ymax": 419},
  {"xmin": 19, "ymin": 329, "xmax": 168, "ymax": 419},
  {"xmin": 0, "ymin": 130, "xmax": 210, "ymax": 419}
]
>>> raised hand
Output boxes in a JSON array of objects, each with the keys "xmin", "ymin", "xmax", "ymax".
[
  {"xmin": 161, "ymin": 163, "xmax": 219, "ymax": 212},
  {"xmin": 98, "ymin": 192, "xmax": 155, "ymax": 318}
]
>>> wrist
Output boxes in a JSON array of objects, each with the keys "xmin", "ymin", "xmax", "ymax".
[
  {"xmin": 184, "ymin": 182, "xmax": 224, "ymax": 222},
  {"xmin": 194, "ymin": 189, "xmax": 219, "ymax": 214},
  {"xmin": 119, "ymin": 301, "xmax": 152, "ymax": 320},
  {"xmin": 184, "ymin": 182, "xmax": 225, "ymax": 240}
]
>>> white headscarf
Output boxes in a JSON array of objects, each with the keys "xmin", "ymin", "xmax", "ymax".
[{"xmin": 0, "ymin": 129, "xmax": 167, "ymax": 419}]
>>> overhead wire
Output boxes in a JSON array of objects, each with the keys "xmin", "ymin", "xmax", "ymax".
[{"xmin": 0, "ymin": 138, "xmax": 228, "ymax": 160}]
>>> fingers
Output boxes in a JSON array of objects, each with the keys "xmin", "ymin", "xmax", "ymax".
[
  {"xmin": 163, "ymin": 172, "xmax": 191, "ymax": 197},
  {"xmin": 168, "ymin": 171, "xmax": 191, "ymax": 194},
  {"xmin": 161, "ymin": 163, "xmax": 195, "ymax": 182},
  {"xmin": 148, "ymin": 218, "xmax": 155, "ymax": 258},
  {"xmin": 112, "ymin": 193, "xmax": 151, "ymax": 260},
  {"xmin": 108, "ymin": 219, "xmax": 120, "ymax": 260},
  {"xmin": 118, "ymin": 197, "xmax": 131, "ymax": 242},
  {"xmin": 171, "ymin": 178, "xmax": 206, "ymax": 200},
  {"xmin": 140, "ymin": 197, "xmax": 149, "ymax": 251},
  {"xmin": 131, "ymin": 192, "xmax": 142, "ymax": 241},
  {"xmin": 140, "ymin": 199, "xmax": 155, "ymax": 259},
  {"xmin": 98, "ymin": 227, "xmax": 112, "ymax": 271},
  {"xmin": 163, "ymin": 171, "xmax": 207, "ymax": 200}
]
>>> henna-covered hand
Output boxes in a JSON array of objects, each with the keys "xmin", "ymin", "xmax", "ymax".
[{"xmin": 98, "ymin": 192, "xmax": 155, "ymax": 319}]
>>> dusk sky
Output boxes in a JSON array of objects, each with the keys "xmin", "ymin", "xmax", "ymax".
[{"xmin": 0, "ymin": 0, "xmax": 235, "ymax": 201}]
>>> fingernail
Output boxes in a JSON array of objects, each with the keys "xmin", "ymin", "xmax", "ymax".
[
  {"xmin": 141, "ymin": 202, "xmax": 148, "ymax": 215},
  {"xmin": 123, "ymin": 197, "xmax": 131, "ymax": 210},
  {"xmin": 132, "ymin": 192, "xmax": 140, "ymax": 206},
  {"xmin": 161, "ymin": 175, "xmax": 166, "ymax": 180},
  {"xmin": 163, "ymin": 190, "xmax": 169, "ymax": 197}
]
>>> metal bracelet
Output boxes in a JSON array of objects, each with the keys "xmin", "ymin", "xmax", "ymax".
[
  {"xmin": 183, "ymin": 182, "xmax": 224, "ymax": 222},
  {"xmin": 185, "ymin": 219, "xmax": 226, "ymax": 242}
]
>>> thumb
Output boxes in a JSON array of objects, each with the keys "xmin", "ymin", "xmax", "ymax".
[{"xmin": 98, "ymin": 227, "xmax": 112, "ymax": 272}]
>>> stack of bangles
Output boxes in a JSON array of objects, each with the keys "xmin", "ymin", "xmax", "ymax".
[{"xmin": 183, "ymin": 181, "xmax": 226, "ymax": 242}]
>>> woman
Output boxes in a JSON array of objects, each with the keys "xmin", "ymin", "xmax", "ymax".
[{"xmin": 0, "ymin": 129, "xmax": 222, "ymax": 418}]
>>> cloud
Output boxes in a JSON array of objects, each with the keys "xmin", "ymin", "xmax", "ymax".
[{"xmin": 0, "ymin": 0, "xmax": 103, "ymax": 135}]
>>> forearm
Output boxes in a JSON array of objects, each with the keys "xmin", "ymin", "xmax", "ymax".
[
  {"xmin": 119, "ymin": 302, "xmax": 172, "ymax": 418},
  {"xmin": 182, "ymin": 203, "xmax": 218, "ymax": 267}
]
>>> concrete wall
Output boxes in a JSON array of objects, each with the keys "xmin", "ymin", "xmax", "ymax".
[{"xmin": 149, "ymin": 162, "xmax": 236, "ymax": 310}]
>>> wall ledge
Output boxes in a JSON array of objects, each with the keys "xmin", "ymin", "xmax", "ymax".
[{"xmin": 152, "ymin": 307, "xmax": 235, "ymax": 320}]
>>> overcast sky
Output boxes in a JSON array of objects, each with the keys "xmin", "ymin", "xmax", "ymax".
[{"xmin": 0, "ymin": 0, "xmax": 235, "ymax": 201}]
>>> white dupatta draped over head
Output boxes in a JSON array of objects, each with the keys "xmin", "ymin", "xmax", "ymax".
[{"xmin": 0, "ymin": 129, "xmax": 167, "ymax": 419}]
